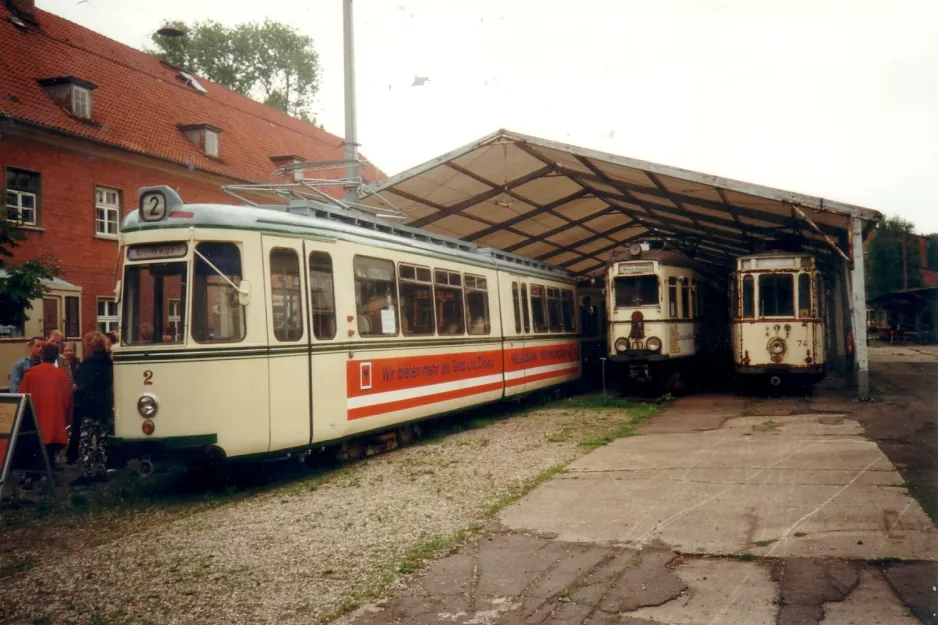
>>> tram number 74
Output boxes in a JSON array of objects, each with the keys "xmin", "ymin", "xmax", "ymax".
[{"xmin": 796, "ymin": 340, "xmax": 807, "ymax": 347}]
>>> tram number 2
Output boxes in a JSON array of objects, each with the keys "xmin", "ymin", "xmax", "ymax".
[{"xmin": 143, "ymin": 370, "xmax": 154, "ymax": 386}]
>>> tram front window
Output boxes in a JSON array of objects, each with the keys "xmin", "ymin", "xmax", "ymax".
[
  {"xmin": 759, "ymin": 273, "xmax": 794, "ymax": 317},
  {"xmin": 122, "ymin": 262, "xmax": 187, "ymax": 346},
  {"xmin": 614, "ymin": 275, "xmax": 658, "ymax": 308}
]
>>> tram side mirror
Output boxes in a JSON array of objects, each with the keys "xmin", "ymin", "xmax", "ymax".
[
  {"xmin": 238, "ymin": 280, "xmax": 251, "ymax": 306},
  {"xmin": 113, "ymin": 280, "xmax": 122, "ymax": 304}
]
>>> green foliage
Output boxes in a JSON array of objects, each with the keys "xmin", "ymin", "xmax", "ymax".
[
  {"xmin": 0, "ymin": 214, "xmax": 60, "ymax": 330},
  {"xmin": 866, "ymin": 216, "xmax": 921, "ymax": 298},
  {"xmin": 149, "ymin": 19, "xmax": 321, "ymax": 120}
]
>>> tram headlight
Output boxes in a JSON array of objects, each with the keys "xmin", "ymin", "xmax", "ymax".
[
  {"xmin": 646, "ymin": 336, "xmax": 662, "ymax": 352},
  {"xmin": 768, "ymin": 338, "xmax": 786, "ymax": 355},
  {"xmin": 615, "ymin": 338, "xmax": 629, "ymax": 353},
  {"xmin": 137, "ymin": 394, "xmax": 158, "ymax": 419}
]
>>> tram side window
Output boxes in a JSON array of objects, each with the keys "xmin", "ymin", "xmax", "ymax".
[
  {"xmin": 729, "ymin": 279, "xmax": 738, "ymax": 319},
  {"xmin": 742, "ymin": 275, "xmax": 754, "ymax": 319},
  {"xmin": 520, "ymin": 283, "xmax": 531, "ymax": 333},
  {"xmin": 399, "ymin": 263, "xmax": 434, "ymax": 335},
  {"xmin": 798, "ymin": 273, "xmax": 811, "ymax": 318},
  {"xmin": 815, "ymin": 275, "xmax": 825, "ymax": 319},
  {"xmin": 560, "ymin": 289, "xmax": 576, "ymax": 332},
  {"xmin": 464, "ymin": 274, "xmax": 490, "ymax": 335},
  {"xmin": 309, "ymin": 252, "xmax": 336, "ymax": 340},
  {"xmin": 511, "ymin": 282, "xmax": 522, "ymax": 333},
  {"xmin": 269, "ymin": 249, "xmax": 304, "ymax": 342},
  {"xmin": 192, "ymin": 242, "xmax": 246, "ymax": 344},
  {"xmin": 759, "ymin": 273, "xmax": 794, "ymax": 317},
  {"xmin": 435, "ymin": 269, "xmax": 465, "ymax": 335},
  {"xmin": 680, "ymin": 279, "xmax": 690, "ymax": 319},
  {"xmin": 530, "ymin": 284, "xmax": 548, "ymax": 332},
  {"xmin": 691, "ymin": 280, "xmax": 699, "ymax": 317},
  {"xmin": 355, "ymin": 256, "xmax": 398, "ymax": 336},
  {"xmin": 546, "ymin": 287, "xmax": 562, "ymax": 332},
  {"xmin": 668, "ymin": 277, "xmax": 678, "ymax": 317},
  {"xmin": 123, "ymin": 260, "xmax": 188, "ymax": 346}
]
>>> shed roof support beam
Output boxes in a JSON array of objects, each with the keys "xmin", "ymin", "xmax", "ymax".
[
  {"xmin": 850, "ymin": 215, "xmax": 870, "ymax": 400},
  {"xmin": 792, "ymin": 205, "xmax": 850, "ymax": 262},
  {"xmin": 463, "ymin": 189, "xmax": 591, "ymax": 242}
]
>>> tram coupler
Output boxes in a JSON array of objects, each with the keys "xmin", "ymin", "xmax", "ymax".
[{"xmin": 628, "ymin": 364, "xmax": 651, "ymax": 382}]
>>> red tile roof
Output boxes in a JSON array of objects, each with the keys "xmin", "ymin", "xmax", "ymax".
[{"xmin": 0, "ymin": 3, "xmax": 377, "ymax": 184}]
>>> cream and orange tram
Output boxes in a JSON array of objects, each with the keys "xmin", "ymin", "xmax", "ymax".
[
  {"xmin": 112, "ymin": 186, "xmax": 580, "ymax": 471},
  {"xmin": 730, "ymin": 251, "xmax": 826, "ymax": 389},
  {"xmin": 606, "ymin": 242, "xmax": 727, "ymax": 390}
]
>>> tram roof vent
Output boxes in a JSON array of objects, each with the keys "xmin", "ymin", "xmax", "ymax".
[{"xmin": 477, "ymin": 248, "xmax": 571, "ymax": 277}]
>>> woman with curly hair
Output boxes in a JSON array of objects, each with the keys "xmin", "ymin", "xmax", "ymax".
[{"xmin": 70, "ymin": 332, "xmax": 113, "ymax": 486}]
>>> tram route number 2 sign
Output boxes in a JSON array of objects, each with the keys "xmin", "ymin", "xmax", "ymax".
[{"xmin": 0, "ymin": 394, "xmax": 55, "ymax": 505}]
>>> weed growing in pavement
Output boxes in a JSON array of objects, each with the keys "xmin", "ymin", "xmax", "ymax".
[
  {"xmin": 730, "ymin": 553, "xmax": 756, "ymax": 561},
  {"xmin": 793, "ymin": 531, "xmax": 807, "ymax": 537},
  {"xmin": 872, "ymin": 557, "xmax": 902, "ymax": 565},
  {"xmin": 482, "ymin": 463, "xmax": 567, "ymax": 519},
  {"xmin": 753, "ymin": 419, "xmax": 780, "ymax": 433},
  {"xmin": 753, "ymin": 539, "xmax": 778, "ymax": 547}
]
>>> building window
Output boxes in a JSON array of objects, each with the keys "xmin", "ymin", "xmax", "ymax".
[
  {"xmin": 5, "ymin": 168, "xmax": 39, "ymax": 226},
  {"xmin": 97, "ymin": 298, "xmax": 119, "ymax": 334},
  {"xmin": 95, "ymin": 187, "xmax": 120, "ymax": 236},
  {"xmin": 179, "ymin": 124, "xmax": 223, "ymax": 158},
  {"xmin": 71, "ymin": 85, "xmax": 92, "ymax": 119},
  {"xmin": 204, "ymin": 130, "xmax": 219, "ymax": 157}
]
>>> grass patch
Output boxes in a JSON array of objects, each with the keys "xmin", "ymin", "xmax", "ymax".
[
  {"xmin": 793, "ymin": 531, "xmax": 807, "ymax": 537},
  {"xmin": 563, "ymin": 395, "xmax": 640, "ymax": 410},
  {"xmin": 395, "ymin": 528, "xmax": 478, "ymax": 575},
  {"xmin": 872, "ymin": 557, "xmax": 902, "ymax": 565},
  {"xmin": 753, "ymin": 538, "xmax": 778, "ymax": 547},
  {"xmin": 483, "ymin": 463, "xmax": 567, "ymax": 519},
  {"xmin": 730, "ymin": 553, "xmax": 756, "ymax": 561},
  {"xmin": 752, "ymin": 419, "xmax": 780, "ymax": 433}
]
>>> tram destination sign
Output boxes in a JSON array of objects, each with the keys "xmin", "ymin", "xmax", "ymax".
[{"xmin": 127, "ymin": 242, "xmax": 188, "ymax": 261}]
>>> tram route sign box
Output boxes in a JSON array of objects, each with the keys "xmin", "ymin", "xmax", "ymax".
[{"xmin": 0, "ymin": 394, "xmax": 55, "ymax": 506}]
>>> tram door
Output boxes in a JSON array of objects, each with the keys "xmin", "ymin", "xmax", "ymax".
[
  {"xmin": 262, "ymin": 236, "xmax": 313, "ymax": 452},
  {"xmin": 505, "ymin": 277, "xmax": 532, "ymax": 396}
]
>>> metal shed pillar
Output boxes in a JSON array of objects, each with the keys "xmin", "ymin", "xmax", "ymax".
[{"xmin": 851, "ymin": 215, "xmax": 870, "ymax": 400}]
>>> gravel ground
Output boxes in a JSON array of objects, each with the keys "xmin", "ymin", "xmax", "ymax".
[{"xmin": 0, "ymin": 401, "xmax": 652, "ymax": 625}]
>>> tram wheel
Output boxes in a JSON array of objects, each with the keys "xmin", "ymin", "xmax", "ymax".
[{"xmin": 397, "ymin": 425, "xmax": 415, "ymax": 446}]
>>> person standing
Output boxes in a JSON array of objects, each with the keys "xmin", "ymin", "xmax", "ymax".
[
  {"xmin": 10, "ymin": 337, "xmax": 44, "ymax": 393},
  {"xmin": 19, "ymin": 344, "xmax": 72, "ymax": 469},
  {"xmin": 46, "ymin": 330, "xmax": 68, "ymax": 369},
  {"xmin": 71, "ymin": 332, "xmax": 113, "ymax": 486},
  {"xmin": 62, "ymin": 342, "xmax": 83, "ymax": 465}
]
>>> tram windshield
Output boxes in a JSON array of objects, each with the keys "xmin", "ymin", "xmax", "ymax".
[
  {"xmin": 614, "ymin": 275, "xmax": 659, "ymax": 308},
  {"xmin": 122, "ymin": 262, "xmax": 187, "ymax": 346},
  {"xmin": 759, "ymin": 273, "xmax": 794, "ymax": 317}
]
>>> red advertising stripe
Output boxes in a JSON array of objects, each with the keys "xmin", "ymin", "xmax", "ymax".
[
  {"xmin": 503, "ymin": 343, "xmax": 580, "ymax": 373},
  {"xmin": 505, "ymin": 365, "xmax": 581, "ymax": 388},
  {"xmin": 347, "ymin": 350, "xmax": 503, "ymax": 398},
  {"xmin": 348, "ymin": 381, "xmax": 504, "ymax": 420}
]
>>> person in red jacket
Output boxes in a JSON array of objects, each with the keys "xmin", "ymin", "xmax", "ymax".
[{"xmin": 19, "ymin": 343, "xmax": 73, "ymax": 469}]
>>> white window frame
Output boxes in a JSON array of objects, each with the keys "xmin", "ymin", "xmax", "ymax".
[
  {"xmin": 71, "ymin": 85, "xmax": 92, "ymax": 119},
  {"xmin": 167, "ymin": 298, "xmax": 181, "ymax": 340},
  {"xmin": 95, "ymin": 186, "xmax": 120, "ymax": 237},
  {"xmin": 4, "ymin": 189, "xmax": 37, "ymax": 226},
  {"xmin": 97, "ymin": 297, "xmax": 119, "ymax": 334},
  {"xmin": 203, "ymin": 130, "xmax": 219, "ymax": 157}
]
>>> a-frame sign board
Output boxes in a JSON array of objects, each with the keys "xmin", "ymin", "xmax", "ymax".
[{"xmin": 0, "ymin": 394, "xmax": 56, "ymax": 508}]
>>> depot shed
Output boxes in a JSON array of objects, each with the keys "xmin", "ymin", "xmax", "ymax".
[{"xmin": 361, "ymin": 129, "xmax": 883, "ymax": 399}]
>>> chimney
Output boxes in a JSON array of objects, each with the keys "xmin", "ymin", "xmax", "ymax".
[
  {"xmin": 920, "ymin": 236, "xmax": 929, "ymax": 269},
  {"xmin": 4, "ymin": 0, "xmax": 37, "ymax": 24}
]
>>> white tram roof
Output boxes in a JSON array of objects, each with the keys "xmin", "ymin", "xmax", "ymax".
[
  {"xmin": 359, "ymin": 129, "xmax": 883, "ymax": 276},
  {"xmin": 121, "ymin": 189, "xmax": 575, "ymax": 283}
]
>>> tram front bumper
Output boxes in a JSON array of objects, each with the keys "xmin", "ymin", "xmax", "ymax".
[
  {"xmin": 736, "ymin": 364, "xmax": 825, "ymax": 376},
  {"xmin": 110, "ymin": 433, "xmax": 221, "ymax": 461},
  {"xmin": 608, "ymin": 352, "xmax": 671, "ymax": 364}
]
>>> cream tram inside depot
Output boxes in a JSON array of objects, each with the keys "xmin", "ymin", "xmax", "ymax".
[
  {"xmin": 730, "ymin": 251, "xmax": 826, "ymax": 388},
  {"xmin": 113, "ymin": 186, "xmax": 581, "ymax": 470},
  {"xmin": 605, "ymin": 242, "xmax": 728, "ymax": 390}
]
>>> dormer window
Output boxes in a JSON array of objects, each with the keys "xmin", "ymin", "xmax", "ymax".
[
  {"xmin": 37, "ymin": 76, "xmax": 98, "ymax": 120},
  {"xmin": 270, "ymin": 154, "xmax": 307, "ymax": 182},
  {"xmin": 178, "ymin": 123, "xmax": 222, "ymax": 158}
]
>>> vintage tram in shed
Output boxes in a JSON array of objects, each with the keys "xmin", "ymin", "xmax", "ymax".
[
  {"xmin": 730, "ymin": 250, "xmax": 826, "ymax": 389},
  {"xmin": 112, "ymin": 185, "xmax": 582, "ymax": 473},
  {"xmin": 605, "ymin": 241, "xmax": 728, "ymax": 391}
]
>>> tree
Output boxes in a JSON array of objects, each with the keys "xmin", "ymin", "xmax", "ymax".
[
  {"xmin": 0, "ymin": 216, "xmax": 60, "ymax": 336},
  {"xmin": 149, "ymin": 19, "xmax": 321, "ymax": 120},
  {"xmin": 866, "ymin": 215, "xmax": 922, "ymax": 298}
]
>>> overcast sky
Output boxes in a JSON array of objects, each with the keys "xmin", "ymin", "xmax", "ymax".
[{"xmin": 40, "ymin": 0, "xmax": 938, "ymax": 233}]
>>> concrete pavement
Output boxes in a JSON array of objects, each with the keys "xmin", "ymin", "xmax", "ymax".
[{"xmin": 342, "ymin": 349, "xmax": 938, "ymax": 624}]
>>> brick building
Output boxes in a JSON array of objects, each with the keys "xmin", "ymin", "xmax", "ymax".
[{"xmin": 0, "ymin": 0, "xmax": 371, "ymax": 376}]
